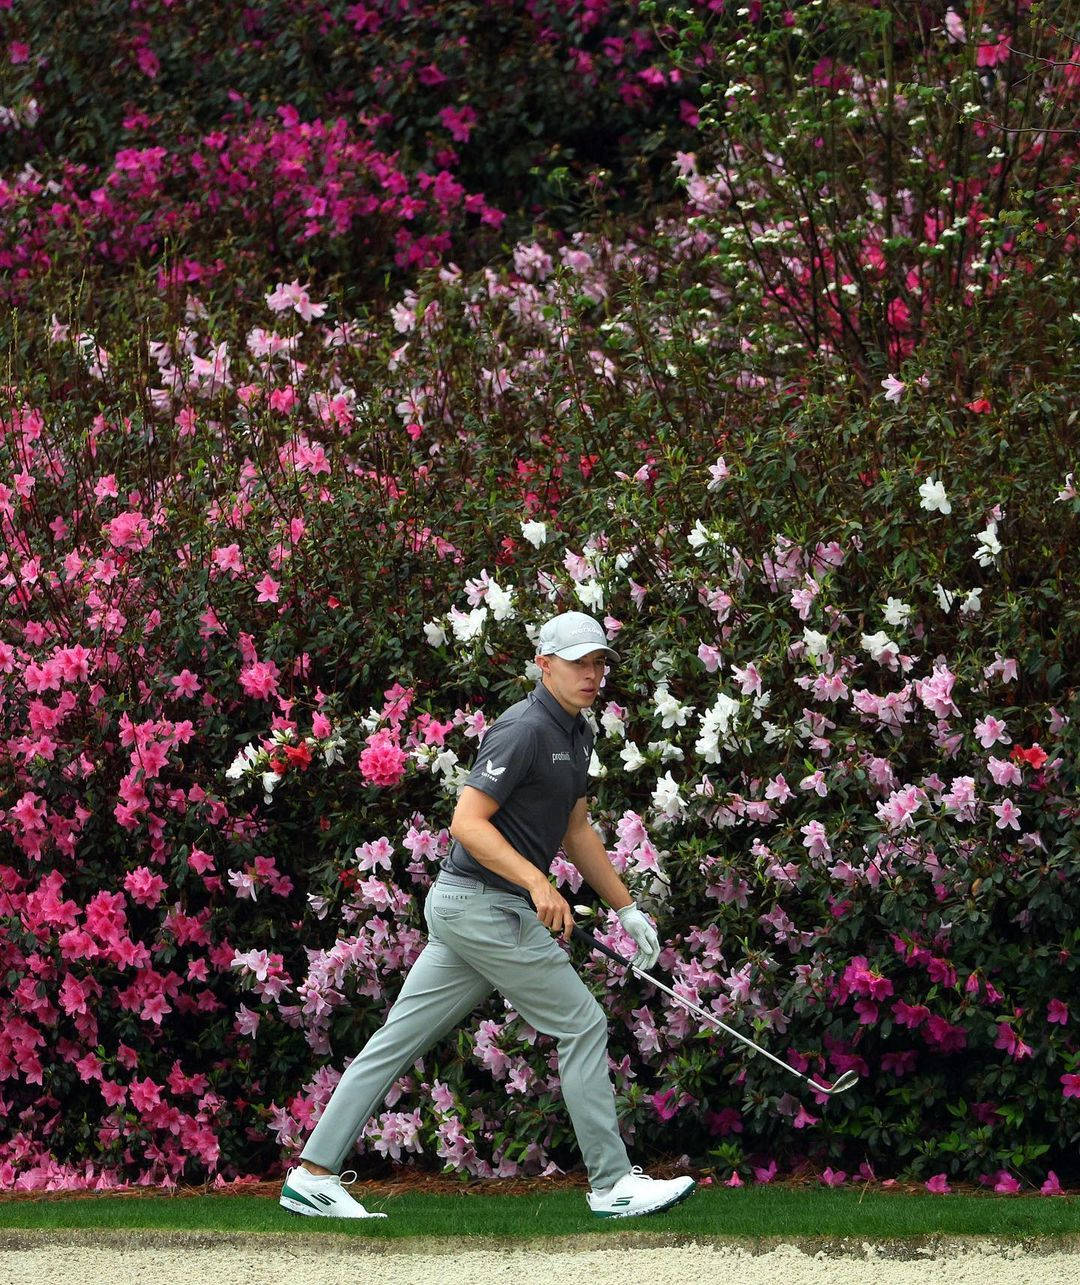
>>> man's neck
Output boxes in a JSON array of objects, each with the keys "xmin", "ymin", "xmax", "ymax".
[{"xmin": 541, "ymin": 677, "xmax": 580, "ymax": 718}]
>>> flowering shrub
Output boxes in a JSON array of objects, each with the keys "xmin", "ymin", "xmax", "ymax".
[{"xmin": 1, "ymin": 0, "xmax": 1078, "ymax": 1194}]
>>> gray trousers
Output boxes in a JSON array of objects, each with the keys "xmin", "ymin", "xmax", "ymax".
[{"xmin": 298, "ymin": 873, "xmax": 631, "ymax": 1190}]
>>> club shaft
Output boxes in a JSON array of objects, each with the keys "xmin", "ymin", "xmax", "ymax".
[
  {"xmin": 572, "ymin": 927, "xmax": 834, "ymax": 1093},
  {"xmin": 628, "ymin": 963, "xmax": 832, "ymax": 1092}
]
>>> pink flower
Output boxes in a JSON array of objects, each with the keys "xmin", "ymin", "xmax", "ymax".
[
  {"xmin": 255, "ymin": 574, "xmax": 281, "ymax": 603},
  {"xmin": 239, "ymin": 659, "xmax": 280, "ymax": 700},
  {"xmin": 876, "ymin": 784, "xmax": 925, "ymax": 830},
  {"xmin": 925, "ymin": 1173, "xmax": 951, "ymax": 1193},
  {"xmin": 170, "ymin": 669, "xmax": 201, "ymax": 698},
  {"xmin": 1061, "ymin": 1073, "xmax": 1080, "ymax": 1099},
  {"xmin": 1047, "ymin": 999, "xmax": 1069, "ymax": 1025},
  {"xmin": 212, "ymin": 543, "xmax": 244, "ymax": 576},
  {"xmin": 993, "ymin": 1170, "xmax": 1021, "ymax": 1194},
  {"xmin": 697, "ymin": 642, "xmax": 721, "ymax": 672},
  {"xmin": 800, "ymin": 820, "xmax": 831, "ymax": 860},
  {"xmin": 266, "ymin": 279, "xmax": 326, "ymax": 321},
  {"xmin": 312, "ymin": 712, "xmax": 332, "ymax": 738},
  {"xmin": 1041, "ymin": 1171, "xmax": 1064, "ymax": 1196},
  {"xmin": 820, "ymin": 1167, "xmax": 846, "ymax": 1186},
  {"xmin": 990, "ymin": 798, "xmax": 1022, "ymax": 831},
  {"xmin": 974, "ymin": 715, "xmax": 1011, "ymax": 749},
  {"xmin": 987, "ymin": 757, "xmax": 1022, "ymax": 787},
  {"xmin": 359, "ymin": 730, "xmax": 407, "ymax": 787},
  {"xmin": 124, "ymin": 866, "xmax": 167, "ymax": 908},
  {"xmin": 94, "ymin": 474, "xmax": 120, "ymax": 501},
  {"xmin": 944, "ymin": 8, "xmax": 966, "ymax": 42},
  {"xmin": 105, "ymin": 511, "xmax": 153, "ymax": 551},
  {"xmin": 881, "ymin": 374, "xmax": 905, "ymax": 403},
  {"xmin": 753, "ymin": 1160, "xmax": 777, "ymax": 1184},
  {"xmin": 792, "ymin": 1106, "xmax": 818, "ymax": 1129}
]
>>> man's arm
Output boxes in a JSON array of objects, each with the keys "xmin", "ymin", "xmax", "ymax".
[
  {"xmin": 560, "ymin": 798, "xmax": 633, "ymax": 910},
  {"xmin": 449, "ymin": 786, "xmax": 575, "ymax": 937},
  {"xmin": 562, "ymin": 798, "xmax": 661, "ymax": 969}
]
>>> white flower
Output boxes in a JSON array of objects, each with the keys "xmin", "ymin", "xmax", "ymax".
[
  {"xmin": 520, "ymin": 520, "xmax": 547, "ymax": 547},
  {"xmin": 260, "ymin": 770, "xmax": 280, "ymax": 797},
  {"xmin": 935, "ymin": 583, "xmax": 956, "ymax": 613},
  {"xmin": 651, "ymin": 771, "xmax": 686, "ymax": 821},
  {"xmin": 688, "ymin": 520, "xmax": 712, "ymax": 551},
  {"xmin": 959, "ymin": 587, "xmax": 983, "ymax": 615},
  {"xmin": 861, "ymin": 630, "xmax": 898, "ymax": 663},
  {"xmin": 972, "ymin": 521, "xmax": 1001, "ymax": 567},
  {"xmin": 423, "ymin": 620, "xmax": 448, "ymax": 648},
  {"xmin": 431, "ymin": 749, "xmax": 459, "ymax": 778},
  {"xmin": 694, "ymin": 692, "xmax": 741, "ymax": 764},
  {"xmin": 449, "ymin": 605, "xmax": 488, "ymax": 641},
  {"xmin": 1055, "ymin": 473, "xmax": 1076, "ymax": 502},
  {"xmin": 918, "ymin": 476, "xmax": 952, "ymax": 514},
  {"xmin": 575, "ymin": 579, "xmax": 605, "ymax": 611},
  {"xmin": 600, "ymin": 709, "xmax": 626, "ymax": 739},
  {"xmin": 653, "ymin": 684, "xmax": 690, "ymax": 729},
  {"xmin": 486, "ymin": 580, "xmax": 516, "ymax": 621},
  {"xmin": 587, "ymin": 750, "xmax": 607, "ymax": 779},
  {"xmin": 225, "ymin": 745, "xmax": 259, "ymax": 780},
  {"xmin": 322, "ymin": 735, "xmax": 345, "ymax": 766},
  {"xmin": 620, "ymin": 741, "xmax": 646, "ymax": 772},
  {"xmin": 802, "ymin": 628, "xmax": 830, "ymax": 658},
  {"xmin": 649, "ymin": 739, "xmax": 685, "ymax": 763},
  {"xmin": 883, "ymin": 597, "xmax": 911, "ymax": 628}
]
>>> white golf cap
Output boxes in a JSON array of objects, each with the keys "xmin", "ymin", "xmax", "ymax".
[{"xmin": 536, "ymin": 611, "xmax": 619, "ymax": 661}]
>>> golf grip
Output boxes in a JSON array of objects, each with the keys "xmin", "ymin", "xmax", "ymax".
[{"xmin": 571, "ymin": 924, "xmax": 631, "ymax": 965}]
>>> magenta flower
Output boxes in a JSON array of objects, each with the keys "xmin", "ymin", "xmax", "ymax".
[
  {"xmin": 1047, "ymin": 999, "xmax": 1069, "ymax": 1025},
  {"xmin": 1061, "ymin": 1073, "xmax": 1080, "ymax": 1098},
  {"xmin": 993, "ymin": 1171, "xmax": 1021, "ymax": 1194},
  {"xmin": 1041, "ymin": 1172, "xmax": 1064, "ymax": 1196},
  {"xmin": 925, "ymin": 1173, "xmax": 951, "ymax": 1194}
]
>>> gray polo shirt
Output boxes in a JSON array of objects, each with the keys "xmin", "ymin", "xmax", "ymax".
[{"xmin": 443, "ymin": 682, "xmax": 594, "ymax": 897}]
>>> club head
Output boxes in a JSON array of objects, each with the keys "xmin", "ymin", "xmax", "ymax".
[{"xmin": 825, "ymin": 1070, "xmax": 859, "ymax": 1095}]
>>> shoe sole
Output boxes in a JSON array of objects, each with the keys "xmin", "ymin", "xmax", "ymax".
[{"xmin": 590, "ymin": 1180, "xmax": 697, "ymax": 1219}]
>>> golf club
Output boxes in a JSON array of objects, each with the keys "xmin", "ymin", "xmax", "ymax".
[{"xmin": 573, "ymin": 925, "xmax": 859, "ymax": 1098}]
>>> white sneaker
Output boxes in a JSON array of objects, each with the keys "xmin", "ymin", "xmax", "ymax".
[
  {"xmin": 279, "ymin": 1166, "xmax": 388, "ymax": 1219},
  {"xmin": 587, "ymin": 1166, "xmax": 696, "ymax": 1219}
]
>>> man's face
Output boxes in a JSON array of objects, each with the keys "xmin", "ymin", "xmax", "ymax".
[{"xmin": 538, "ymin": 650, "xmax": 608, "ymax": 714}]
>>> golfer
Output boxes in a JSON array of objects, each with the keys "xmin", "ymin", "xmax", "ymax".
[{"xmin": 280, "ymin": 610, "xmax": 695, "ymax": 1220}]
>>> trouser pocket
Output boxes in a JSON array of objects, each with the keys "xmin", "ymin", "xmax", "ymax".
[{"xmin": 490, "ymin": 903, "xmax": 523, "ymax": 947}]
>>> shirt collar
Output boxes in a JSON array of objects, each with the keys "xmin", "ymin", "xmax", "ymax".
[{"xmin": 531, "ymin": 681, "xmax": 584, "ymax": 735}]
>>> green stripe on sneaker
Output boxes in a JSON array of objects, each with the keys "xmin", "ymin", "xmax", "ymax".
[{"xmin": 280, "ymin": 1184, "xmax": 323, "ymax": 1211}]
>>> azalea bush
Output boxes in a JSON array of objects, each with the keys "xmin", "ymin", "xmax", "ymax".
[{"xmin": 1, "ymin": 0, "xmax": 1079, "ymax": 1195}]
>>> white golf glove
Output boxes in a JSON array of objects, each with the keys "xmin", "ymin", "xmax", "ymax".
[{"xmin": 616, "ymin": 903, "xmax": 660, "ymax": 971}]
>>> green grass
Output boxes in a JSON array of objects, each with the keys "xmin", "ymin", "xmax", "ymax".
[{"xmin": 2, "ymin": 1187, "xmax": 1080, "ymax": 1242}]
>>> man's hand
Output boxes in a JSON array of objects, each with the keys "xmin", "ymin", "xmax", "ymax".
[
  {"xmin": 616, "ymin": 903, "xmax": 661, "ymax": 970},
  {"xmin": 529, "ymin": 878, "xmax": 575, "ymax": 940}
]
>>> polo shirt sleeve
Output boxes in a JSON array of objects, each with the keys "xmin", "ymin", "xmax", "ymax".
[{"xmin": 463, "ymin": 718, "xmax": 537, "ymax": 807}]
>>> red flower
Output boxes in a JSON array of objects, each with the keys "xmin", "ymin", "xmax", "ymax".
[
  {"xmin": 964, "ymin": 397, "xmax": 992, "ymax": 413},
  {"xmin": 283, "ymin": 741, "xmax": 312, "ymax": 771},
  {"xmin": 1010, "ymin": 744, "xmax": 1048, "ymax": 769}
]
